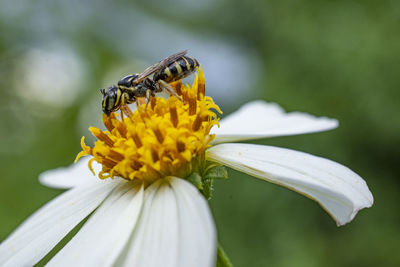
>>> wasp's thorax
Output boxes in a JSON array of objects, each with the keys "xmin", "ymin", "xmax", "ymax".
[{"xmin": 118, "ymin": 74, "xmax": 139, "ymax": 88}]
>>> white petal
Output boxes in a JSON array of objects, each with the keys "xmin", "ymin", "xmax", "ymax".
[
  {"xmin": 117, "ymin": 177, "xmax": 217, "ymax": 267},
  {"xmin": 169, "ymin": 177, "xmax": 217, "ymax": 267},
  {"xmin": 207, "ymin": 143, "xmax": 373, "ymax": 226},
  {"xmin": 39, "ymin": 156, "xmax": 103, "ymax": 189},
  {"xmin": 47, "ymin": 181, "xmax": 144, "ymax": 267},
  {"xmin": 211, "ymin": 100, "xmax": 338, "ymax": 144},
  {"xmin": 0, "ymin": 180, "xmax": 120, "ymax": 267}
]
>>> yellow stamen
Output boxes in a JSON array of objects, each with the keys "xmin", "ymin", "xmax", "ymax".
[
  {"xmin": 121, "ymin": 105, "xmax": 134, "ymax": 118},
  {"xmin": 103, "ymin": 113, "xmax": 115, "ymax": 132},
  {"xmin": 170, "ymin": 80, "xmax": 182, "ymax": 96},
  {"xmin": 101, "ymin": 157, "xmax": 118, "ymax": 168},
  {"xmin": 90, "ymin": 127, "xmax": 114, "ymax": 147},
  {"xmin": 197, "ymin": 66, "xmax": 205, "ymax": 99},
  {"xmin": 114, "ymin": 120, "xmax": 127, "ymax": 138},
  {"xmin": 152, "ymin": 126, "xmax": 164, "ymax": 144},
  {"xmin": 188, "ymin": 87, "xmax": 197, "ymax": 116},
  {"xmin": 109, "ymin": 149, "xmax": 124, "ymax": 161},
  {"xmin": 176, "ymin": 140, "xmax": 185, "ymax": 153},
  {"xmin": 150, "ymin": 96, "xmax": 157, "ymax": 110},
  {"xmin": 169, "ymin": 99, "xmax": 179, "ymax": 127},
  {"xmin": 131, "ymin": 130, "xmax": 143, "ymax": 148},
  {"xmin": 192, "ymin": 114, "xmax": 203, "ymax": 132},
  {"xmin": 76, "ymin": 67, "xmax": 221, "ymax": 182}
]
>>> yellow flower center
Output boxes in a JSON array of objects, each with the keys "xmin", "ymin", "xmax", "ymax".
[{"xmin": 76, "ymin": 68, "xmax": 222, "ymax": 183}]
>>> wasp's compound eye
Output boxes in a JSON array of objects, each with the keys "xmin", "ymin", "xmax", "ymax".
[{"xmin": 102, "ymin": 85, "xmax": 118, "ymax": 115}]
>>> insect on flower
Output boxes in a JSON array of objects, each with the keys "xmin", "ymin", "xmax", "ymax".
[
  {"xmin": 0, "ymin": 61, "xmax": 373, "ymax": 267},
  {"xmin": 101, "ymin": 50, "xmax": 200, "ymax": 116}
]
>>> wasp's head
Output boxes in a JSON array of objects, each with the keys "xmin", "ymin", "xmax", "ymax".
[{"xmin": 101, "ymin": 85, "xmax": 120, "ymax": 116}]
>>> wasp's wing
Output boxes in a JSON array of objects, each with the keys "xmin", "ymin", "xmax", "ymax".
[
  {"xmin": 158, "ymin": 80, "xmax": 185, "ymax": 103},
  {"xmin": 135, "ymin": 50, "xmax": 188, "ymax": 83}
]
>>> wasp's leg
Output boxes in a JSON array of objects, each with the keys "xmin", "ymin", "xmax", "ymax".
[
  {"xmin": 119, "ymin": 93, "xmax": 134, "ymax": 117},
  {"xmin": 158, "ymin": 80, "xmax": 185, "ymax": 103},
  {"xmin": 120, "ymin": 92, "xmax": 126, "ymax": 118},
  {"xmin": 135, "ymin": 98, "xmax": 146, "ymax": 113},
  {"xmin": 121, "ymin": 105, "xmax": 133, "ymax": 118},
  {"xmin": 145, "ymin": 89, "xmax": 152, "ymax": 110}
]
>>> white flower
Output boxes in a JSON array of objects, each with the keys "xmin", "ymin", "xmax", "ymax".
[{"xmin": 0, "ymin": 100, "xmax": 373, "ymax": 267}]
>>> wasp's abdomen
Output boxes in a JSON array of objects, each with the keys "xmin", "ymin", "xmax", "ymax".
[{"xmin": 154, "ymin": 56, "xmax": 200, "ymax": 83}]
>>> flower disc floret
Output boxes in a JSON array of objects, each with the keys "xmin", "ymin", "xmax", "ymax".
[{"xmin": 76, "ymin": 68, "xmax": 221, "ymax": 183}]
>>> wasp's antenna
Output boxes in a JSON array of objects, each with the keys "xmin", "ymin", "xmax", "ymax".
[{"xmin": 100, "ymin": 89, "xmax": 106, "ymax": 96}]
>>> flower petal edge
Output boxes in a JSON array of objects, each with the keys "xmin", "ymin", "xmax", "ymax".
[
  {"xmin": 211, "ymin": 100, "xmax": 338, "ymax": 144},
  {"xmin": 0, "ymin": 180, "xmax": 120, "ymax": 266},
  {"xmin": 207, "ymin": 143, "xmax": 373, "ymax": 226}
]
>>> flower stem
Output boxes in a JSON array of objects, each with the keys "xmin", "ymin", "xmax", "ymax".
[{"xmin": 217, "ymin": 242, "xmax": 234, "ymax": 267}]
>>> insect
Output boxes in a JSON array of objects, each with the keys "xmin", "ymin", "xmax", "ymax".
[{"xmin": 101, "ymin": 50, "xmax": 200, "ymax": 116}]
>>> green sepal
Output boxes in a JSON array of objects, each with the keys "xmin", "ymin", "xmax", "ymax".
[
  {"xmin": 200, "ymin": 163, "xmax": 228, "ymax": 200},
  {"xmin": 186, "ymin": 161, "xmax": 228, "ymax": 200},
  {"xmin": 204, "ymin": 164, "xmax": 228, "ymax": 180},
  {"xmin": 201, "ymin": 176, "xmax": 214, "ymax": 200},
  {"xmin": 187, "ymin": 172, "xmax": 203, "ymax": 190}
]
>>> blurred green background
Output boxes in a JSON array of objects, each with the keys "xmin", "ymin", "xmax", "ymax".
[{"xmin": 0, "ymin": 0, "xmax": 399, "ymax": 266}]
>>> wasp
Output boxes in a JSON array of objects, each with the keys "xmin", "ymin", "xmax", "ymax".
[{"xmin": 101, "ymin": 50, "xmax": 200, "ymax": 116}]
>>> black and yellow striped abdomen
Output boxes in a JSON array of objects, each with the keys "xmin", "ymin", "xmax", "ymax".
[{"xmin": 153, "ymin": 56, "xmax": 200, "ymax": 83}]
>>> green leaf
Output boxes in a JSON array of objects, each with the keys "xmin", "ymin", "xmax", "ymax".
[
  {"xmin": 186, "ymin": 172, "xmax": 203, "ymax": 190},
  {"xmin": 217, "ymin": 243, "xmax": 234, "ymax": 267}
]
